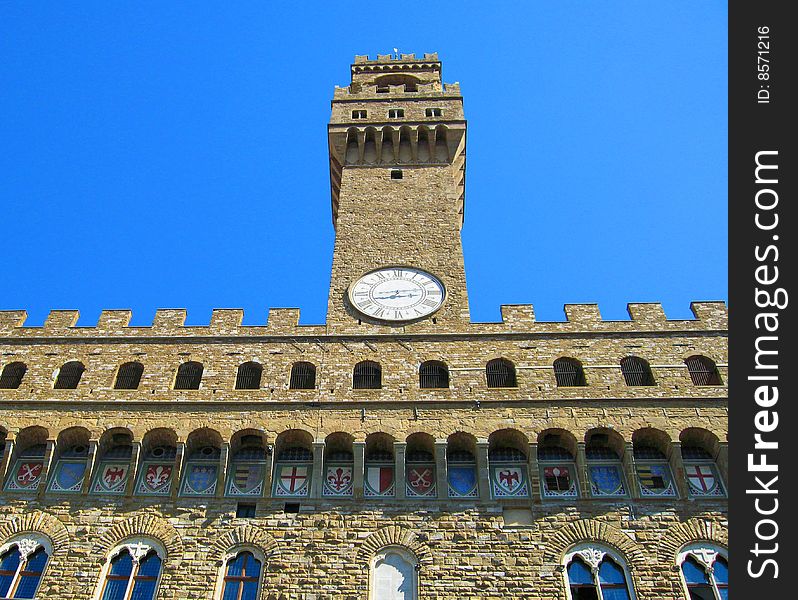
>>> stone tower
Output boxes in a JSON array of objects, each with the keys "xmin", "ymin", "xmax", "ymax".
[
  {"xmin": 0, "ymin": 53, "xmax": 728, "ymax": 600},
  {"xmin": 326, "ymin": 53, "xmax": 469, "ymax": 332}
]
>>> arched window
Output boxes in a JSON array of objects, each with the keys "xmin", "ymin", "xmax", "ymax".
[
  {"xmin": 91, "ymin": 432, "xmax": 133, "ymax": 496},
  {"xmin": 54, "ymin": 361, "xmax": 84, "ymax": 389},
  {"xmin": 48, "ymin": 442, "xmax": 90, "ymax": 494},
  {"xmin": 235, "ymin": 362, "xmax": 262, "ymax": 390},
  {"xmin": 538, "ymin": 432, "xmax": 579, "ymax": 499},
  {"xmin": 136, "ymin": 444, "xmax": 177, "ymax": 496},
  {"xmin": 633, "ymin": 443, "xmax": 676, "ymax": 497},
  {"xmin": 685, "ymin": 356, "xmax": 722, "ymax": 386},
  {"xmin": 174, "ymin": 361, "xmax": 203, "ymax": 390},
  {"xmin": 405, "ymin": 434, "xmax": 436, "ymax": 498},
  {"xmin": 419, "ymin": 361, "xmax": 449, "ymax": 389},
  {"xmin": 365, "ymin": 433, "xmax": 395, "ymax": 497},
  {"xmin": 353, "ymin": 361, "xmax": 381, "ymax": 389},
  {"xmin": 370, "ymin": 547, "xmax": 418, "ymax": 600},
  {"xmin": 485, "ymin": 358, "xmax": 516, "ymax": 388},
  {"xmin": 272, "ymin": 446, "xmax": 313, "ymax": 498},
  {"xmin": 323, "ymin": 433, "xmax": 354, "ymax": 497},
  {"xmin": 488, "ymin": 433, "xmax": 529, "ymax": 498},
  {"xmin": 678, "ymin": 545, "xmax": 728, "ymax": 600},
  {"xmin": 585, "ymin": 432, "xmax": 627, "ymax": 498},
  {"xmin": 554, "ymin": 358, "xmax": 586, "ymax": 387},
  {"xmin": 565, "ymin": 545, "xmax": 634, "ymax": 600},
  {"xmin": 114, "ymin": 362, "xmax": 144, "ymax": 390},
  {"xmin": 98, "ymin": 539, "xmax": 163, "ymax": 600},
  {"xmin": 620, "ymin": 357, "xmax": 655, "ymax": 386},
  {"xmin": 289, "ymin": 362, "xmax": 316, "ymax": 390},
  {"xmin": 226, "ymin": 434, "xmax": 267, "ymax": 497},
  {"xmin": 0, "ymin": 535, "xmax": 51, "ymax": 599},
  {"xmin": 180, "ymin": 445, "xmax": 221, "ymax": 497},
  {"xmin": 0, "ymin": 362, "xmax": 27, "ymax": 389},
  {"xmin": 219, "ymin": 550, "xmax": 262, "ymax": 600},
  {"xmin": 5, "ymin": 443, "xmax": 46, "ymax": 492}
]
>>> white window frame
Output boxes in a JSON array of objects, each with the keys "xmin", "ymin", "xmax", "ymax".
[
  {"xmin": 369, "ymin": 546, "xmax": 418, "ymax": 600},
  {"xmin": 562, "ymin": 543, "xmax": 637, "ymax": 600},
  {"xmin": 93, "ymin": 537, "xmax": 165, "ymax": 600},
  {"xmin": 212, "ymin": 546, "xmax": 266, "ymax": 600},
  {"xmin": 677, "ymin": 543, "xmax": 728, "ymax": 600},
  {"xmin": 0, "ymin": 534, "xmax": 52, "ymax": 599}
]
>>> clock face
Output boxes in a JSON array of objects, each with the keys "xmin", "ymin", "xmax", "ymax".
[{"xmin": 348, "ymin": 267, "xmax": 445, "ymax": 322}]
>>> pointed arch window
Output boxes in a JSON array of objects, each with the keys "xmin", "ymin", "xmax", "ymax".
[
  {"xmin": 620, "ymin": 357, "xmax": 655, "ymax": 386},
  {"xmin": 99, "ymin": 540, "xmax": 163, "ymax": 600},
  {"xmin": 114, "ymin": 362, "xmax": 144, "ymax": 390},
  {"xmin": 678, "ymin": 546, "xmax": 728, "ymax": 600},
  {"xmin": 565, "ymin": 545, "xmax": 634, "ymax": 600},
  {"xmin": 220, "ymin": 550, "xmax": 262, "ymax": 600},
  {"xmin": 485, "ymin": 358, "xmax": 516, "ymax": 388},
  {"xmin": 0, "ymin": 535, "xmax": 51, "ymax": 599},
  {"xmin": 54, "ymin": 361, "xmax": 84, "ymax": 389},
  {"xmin": 0, "ymin": 362, "xmax": 27, "ymax": 389},
  {"xmin": 289, "ymin": 362, "xmax": 316, "ymax": 390},
  {"xmin": 370, "ymin": 547, "xmax": 418, "ymax": 600},
  {"xmin": 235, "ymin": 362, "xmax": 262, "ymax": 390},
  {"xmin": 685, "ymin": 356, "xmax": 722, "ymax": 386},
  {"xmin": 174, "ymin": 361, "xmax": 203, "ymax": 390}
]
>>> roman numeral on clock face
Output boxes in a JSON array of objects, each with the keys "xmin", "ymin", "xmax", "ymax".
[{"xmin": 349, "ymin": 267, "xmax": 445, "ymax": 322}]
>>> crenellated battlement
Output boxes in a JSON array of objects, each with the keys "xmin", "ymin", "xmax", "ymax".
[{"xmin": 0, "ymin": 301, "xmax": 727, "ymax": 338}]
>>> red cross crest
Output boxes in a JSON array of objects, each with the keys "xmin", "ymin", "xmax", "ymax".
[
  {"xmin": 686, "ymin": 464, "xmax": 716, "ymax": 493},
  {"xmin": 280, "ymin": 465, "xmax": 308, "ymax": 493}
]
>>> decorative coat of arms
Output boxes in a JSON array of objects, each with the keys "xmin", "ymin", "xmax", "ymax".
[
  {"xmin": 588, "ymin": 465, "xmax": 626, "ymax": 496},
  {"xmin": 228, "ymin": 463, "xmax": 264, "ymax": 496},
  {"xmin": 274, "ymin": 465, "xmax": 310, "ymax": 497},
  {"xmin": 448, "ymin": 465, "xmax": 478, "ymax": 497},
  {"xmin": 491, "ymin": 466, "xmax": 528, "ymax": 497},
  {"xmin": 542, "ymin": 465, "xmax": 578, "ymax": 497},
  {"xmin": 406, "ymin": 467, "xmax": 436, "ymax": 497},
  {"xmin": 49, "ymin": 461, "xmax": 87, "ymax": 493},
  {"xmin": 93, "ymin": 463, "xmax": 129, "ymax": 494},
  {"xmin": 6, "ymin": 461, "xmax": 44, "ymax": 491},
  {"xmin": 138, "ymin": 464, "xmax": 173, "ymax": 494},
  {"xmin": 181, "ymin": 464, "xmax": 217, "ymax": 496},
  {"xmin": 323, "ymin": 465, "xmax": 353, "ymax": 496},
  {"xmin": 685, "ymin": 464, "xmax": 724, "ymax": 496},
  {"xmin": 637, "ymin": 464, "xmax": 676, "ymax": 496},
  {"xmin": 364, "ymin": 466, "xmax": 394, "ymax": 496}
]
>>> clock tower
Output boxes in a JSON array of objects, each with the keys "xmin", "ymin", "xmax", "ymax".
[{"xmin": 326, "ymin": 53, "xmax": 469, "ymax": 332}]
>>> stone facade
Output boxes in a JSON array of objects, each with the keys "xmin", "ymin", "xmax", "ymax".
[{"xmin": 0, "ymin": 53, "xmax": 727, "ymax": 600}]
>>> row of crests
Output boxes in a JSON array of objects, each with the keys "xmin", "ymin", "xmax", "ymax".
[
  {"xmin": 3, "ymin": 425, "xmax": 727, "ymax": 466},
  {"xmin": 0, "ymin": 302, "xmax": 728, "ymax": 336}
]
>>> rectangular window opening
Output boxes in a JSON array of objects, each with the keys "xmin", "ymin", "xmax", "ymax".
[
  {"xmin": 236, "ymin": 502, "xmax": 257, "ymax": 518},
  {"xmin": 390, "ymin": 170, "xmax": 403, "ymax": 180},
  {"xmin": 352, "ymin": 110, "xmax": 367, "ymax": 119},
  {"xmin": 425, "ymin": 107, "xmax": 443, "ymax": 117},
  {"xmin": 388, "ymin": 108, "xmax": 405, "ymax": 119},
  {"xmin": 284, "ymin": 502, "xmax": 301, "ymax": 514}
]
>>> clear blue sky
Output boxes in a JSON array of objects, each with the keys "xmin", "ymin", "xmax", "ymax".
[{"xmin": 1, "ymin": 1, "xmax": 727, "ymax": 326}]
